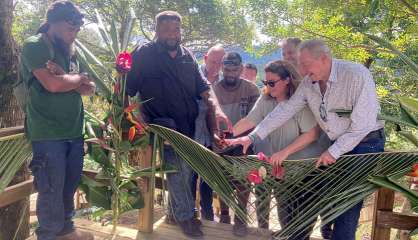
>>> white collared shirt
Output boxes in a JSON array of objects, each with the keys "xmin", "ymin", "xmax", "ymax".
[{"xmin": 251, "ymin": 59, "xmax": 384, "ymax": 159}]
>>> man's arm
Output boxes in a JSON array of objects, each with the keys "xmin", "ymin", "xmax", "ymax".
[
  {"xmin": 46, "ymin": 60, "xmax": 95, "ymax": 96},
  {"xmin": 201, "ymin": 88, "xmax": 231, "ymax": 134},
  {"xmin": 32, "ymin": 68, "xmax": 89, "ymax": 93}
]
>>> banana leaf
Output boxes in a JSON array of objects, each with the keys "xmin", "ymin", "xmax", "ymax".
[
  {"xmin": 78, "ymin": 174, "xmax": 144, "ymax": 212},
  {"xmin": 95, "ymin": 9, "xmax": 116, "ymax": 58},
  {"xmin": 398, "ymin": 131, "xmax": 418, "ymax": 147},
  {"xmin": 399, "ymin": 96, "xmax": 418, "ymax": 125}
]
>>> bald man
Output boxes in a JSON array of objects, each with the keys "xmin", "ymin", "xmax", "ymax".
[{"xmin": 201, "ymin": 44, "xmax": 225, "ymax": 84}]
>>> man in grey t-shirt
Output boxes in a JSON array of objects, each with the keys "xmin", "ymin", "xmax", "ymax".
[{"xmin": 214, "ymin": 52, "xmax": 259, "ymax": 237}]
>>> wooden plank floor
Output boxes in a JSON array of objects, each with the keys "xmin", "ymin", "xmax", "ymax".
[
  {"xmin": 80, "ymin": 217, "xmax": 273, "ymax": 240},
  {"xmin": 27, "ymin": 217, "xmax": 326, "ymax": 240}
]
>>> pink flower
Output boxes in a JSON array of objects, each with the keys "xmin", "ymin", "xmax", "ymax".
[
  {"xmin": 115, "ymin": 51, "xmax": 132, "ymax": 73},
  {"xmin": 247, "ymin": 169, "xmax": 263, "ymax": 184},
  {"xmin": 257, "ymin": 152, "xmax": 270, "ymax": 163}
]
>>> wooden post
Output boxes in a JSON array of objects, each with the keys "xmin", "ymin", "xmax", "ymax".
[
  {"xmin": 135, "ymin": 145, "xmax": 154, "ymax": 233},
  {"xmin": 371, "ymin": 188, "xmax": 395, "ymax": 240}
]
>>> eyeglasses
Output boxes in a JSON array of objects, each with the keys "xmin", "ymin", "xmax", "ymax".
[
  {"xmin": 262, "ymin": 80, "xmax": 280, "ymax": 88},
  {"xmin": 319, "ymin": 98, "xmax": 328, "ymax": 122}
]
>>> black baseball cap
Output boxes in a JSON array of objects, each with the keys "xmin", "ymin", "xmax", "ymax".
[
  {"xmin": 38, "ymin": 1, "xmax": 84, "ymax": 33},
  {"xmin": 223, "ymin": 52, "xmax": 242, "ymax": 66}
]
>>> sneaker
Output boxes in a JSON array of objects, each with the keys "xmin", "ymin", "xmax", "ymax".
[
  {"xmin": 219, "ymin": 214, "xmax": 231, "ymax": 224},
  {"xmin": 178, "ymin": 219, "xmax": 204, "ymax": 238},
  {"xmin": 56, "ymin": 230, "xmax": 94, "ymax": 240},
  {"xmin": 232, "ymin": 221, "xmax": 248, "ymax": 237}
]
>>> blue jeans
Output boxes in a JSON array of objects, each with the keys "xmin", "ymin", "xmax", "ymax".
[
  {"xmin": 30, "ymin": 137, "xmax": 84, "ymax": 240},
  {"xmin": 164, "ymin": 146, "xmax": 195, "ymax": 222},
  {"xmin": 330, "ymin": 136, "xmax": 385, "ymax": 240},
  {"xmin": 191, "ymin": 172, "xmax": 214, "ymax": 220}
]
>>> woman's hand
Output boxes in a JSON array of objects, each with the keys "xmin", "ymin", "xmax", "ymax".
[{"xmin": 224, "ymin": 136, "xmax": 252, "ymax": 154}]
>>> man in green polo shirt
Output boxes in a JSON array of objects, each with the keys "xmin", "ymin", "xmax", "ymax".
[{"xmin": 19, "ymin": 1, "xmax": 95, "ymax": 239}]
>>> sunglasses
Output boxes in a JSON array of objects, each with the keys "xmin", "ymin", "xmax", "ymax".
[
  {"xmin": 262, "ymin": 80, "xmax": 280, "ymax": 87},
  {"xmin": 319, "ymin": 99, "xmax": 328, "ymax": 122}
]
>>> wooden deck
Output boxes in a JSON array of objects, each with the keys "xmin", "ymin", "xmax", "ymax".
[{"xmin": 27, "ymin": 217, "xmax": 325, "ymax": 240}]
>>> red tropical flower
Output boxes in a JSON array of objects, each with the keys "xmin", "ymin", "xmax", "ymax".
[
  {"xmin": 247, "ymin": 169, "xmax": 263, "ymax": 184},
  {"xmin": 407, "ymin": 163, "xmax": 418, "ymax": 177},
  {"xmin": 128, "ymin": 126, "xmax": 136, "ymax": 142},
  {"xmin": 116, "ymin": 51, "xmax": 132, "ymax": 73}
]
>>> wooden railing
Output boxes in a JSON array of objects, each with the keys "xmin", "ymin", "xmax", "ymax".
[
  {"xmin": 371, "ymin": 188, "xmax": 418, "ymax": 240},
  {"xmin": 0, "ymin": 126, "xmax": 158, "ymax": 233}
]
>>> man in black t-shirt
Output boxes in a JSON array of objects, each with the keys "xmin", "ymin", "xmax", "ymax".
[{"xmin": 126, "ymin": 11, "xmax": 230, "ymax": 238}]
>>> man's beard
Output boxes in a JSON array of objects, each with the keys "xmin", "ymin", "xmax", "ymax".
[
  {"xmin": 157, "ymin": 39, "xmax": 180, "ymax": 51},
  {"xmin": 223, "ymin": 77, "xmax": 239, "ymax": 87},
  {"xmin": 52, "ymin": 36, "xmax": 74, "ymax": 57}
]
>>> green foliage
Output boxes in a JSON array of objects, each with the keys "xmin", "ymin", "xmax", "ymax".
[
  {"xmin": 70, "ymin": 0, "xmax": 255, "ymax": 52},
  {"xmin": 0, "ymin": 134, "xmax": 32, "ymax": 192}
]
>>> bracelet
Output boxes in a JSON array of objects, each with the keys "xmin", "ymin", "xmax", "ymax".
[{"xmin": 248, "ymin": 132, "xmax": 260, "ymax": 143}]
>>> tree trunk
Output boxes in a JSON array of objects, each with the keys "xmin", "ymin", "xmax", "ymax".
[{"xmin": 0, "ymin": 0, "xmax": 30, "ymax": 239}]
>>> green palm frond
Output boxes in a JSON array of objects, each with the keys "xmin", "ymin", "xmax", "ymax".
[
  {"xmin": 149, "ymin": 124, "xmax": 249, "ymax": 222},
  {"xmin": 0, "ymin": 133, "xmax": 32, "ymax": 192},
  {"xmin": 148, "ymin": 124, "xmax": 418, "ymax": 239}
]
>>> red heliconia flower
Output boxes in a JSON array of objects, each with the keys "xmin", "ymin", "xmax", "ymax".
[
  {"xmin": 128, "ymin": 126, "xmax": 136, "ymax": 142},
  {"xmin": 116, "ymin": 51, "xmax": 132, "ymax": 73},
  {"xmin": 247, "ymin": 169, "xmax": 263, "ymax": 185},
  {"xmin": 272, "ymin": 166, "xmax": 285, "ymax": 180},
  {"xmin": 407, "ymin": 163, "xmax": 418, "ymax": 177}
]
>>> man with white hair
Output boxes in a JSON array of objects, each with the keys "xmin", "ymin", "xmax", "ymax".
[
  {"xmin": 191, "ymin": 44, "xmax": 225, "ymax": 221},
  {"xmin": 280, "ymin": 37, "xmax": 302, "ymax": 69},
  {"xmin": 201, "ymin": 44, "xmax": 225, "ymax": 84},
  {"xmin": 228, "ymin": 39, "xmax": 385, "ymax": 240}
]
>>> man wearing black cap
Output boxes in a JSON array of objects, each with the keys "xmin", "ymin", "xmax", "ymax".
[
  {"xmin": 19, "ymin": 1, "xmax": 94, "ymax": 239},
  {"xmin": 212, "ymin": 52, "xmax": 259, "ymax": 236}
]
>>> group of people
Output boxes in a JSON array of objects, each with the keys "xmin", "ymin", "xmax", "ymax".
[{"xmin": 21, "ymin": 1, "xmax": 385, "ymax": 240}]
